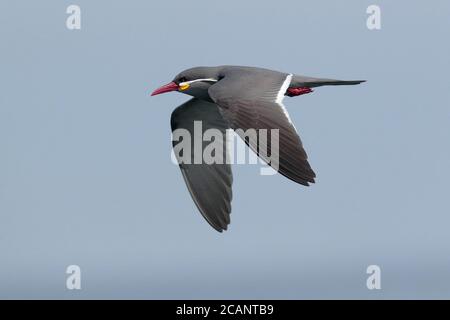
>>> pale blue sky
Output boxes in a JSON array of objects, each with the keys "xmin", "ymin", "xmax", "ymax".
[{"xmin": 1, "ymin": 0, "xmax": 450, "ymax": 299}]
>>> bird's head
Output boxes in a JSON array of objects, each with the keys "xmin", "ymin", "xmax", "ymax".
[{"xmin": 151, "ymin": 66, "xmax": 221, "ymax": 99}]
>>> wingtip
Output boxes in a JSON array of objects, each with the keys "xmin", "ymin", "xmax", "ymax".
[
  {"xmin": 213, "ymin": 224, "xmax": 228, "ymax": 233},
  {"xmin": 207, "ymin": 219, "xmax": 230, "ymax": 233}
]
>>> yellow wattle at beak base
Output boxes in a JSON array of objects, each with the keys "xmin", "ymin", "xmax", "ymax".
[{"xmin": 179, "ymin": 83, "xmax": 190, "ymax": 91}]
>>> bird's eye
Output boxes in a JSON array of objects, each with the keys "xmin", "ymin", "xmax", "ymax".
[{"xmin": 179, "ymin": 77, "xmax": 187, "ymax": 83}]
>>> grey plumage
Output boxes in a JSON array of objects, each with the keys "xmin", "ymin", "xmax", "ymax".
[
  {"xmin": 208, "ymin": 69, "xmax": 315, "ymax": 186},
  {"xmin": 152, "ymin": 65, "xmax": 365, "ymax": 232},
  {"xmin": 290, "ymin": 75, "xmax": 365, "ymax": 88},
  {"xmin": 171, "ymin": 98, "xmax": 232, "ymax": 232}
]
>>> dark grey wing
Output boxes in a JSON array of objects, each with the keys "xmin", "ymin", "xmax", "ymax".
[
  {"xmin": 291, "ymin": 75, "xmax": 365, "ymax": 88},
  {"xmin": 171, "ymin": 98, "xmax": 233, "ymax": 232},
  {"xmin": 208, "ymin": 71, "xmax": 316, "ymax": 186}
]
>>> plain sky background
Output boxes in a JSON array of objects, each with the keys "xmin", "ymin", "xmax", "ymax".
[{"xmin": 1, "ymin": 0, "xmax": 450, "ymax": 299}]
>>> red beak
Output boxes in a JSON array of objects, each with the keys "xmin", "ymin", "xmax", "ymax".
[{"xmin": 151, "ymin": 82, "xmax": 179, "ymax": 96}]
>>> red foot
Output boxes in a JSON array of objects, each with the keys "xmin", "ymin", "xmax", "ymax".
[{"xmin": 286, "ymin": 87, "xmax": 313, "ymax": 97}]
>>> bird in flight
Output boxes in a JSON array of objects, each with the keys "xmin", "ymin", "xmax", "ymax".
[{"xmin": 151, "ymin": 66, "xmax": 365, "ymax": 232}]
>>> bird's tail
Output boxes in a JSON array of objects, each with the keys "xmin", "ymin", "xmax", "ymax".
[{"xmin": 291, "ymin": 75, "xmax": 366, "ymax": 88}]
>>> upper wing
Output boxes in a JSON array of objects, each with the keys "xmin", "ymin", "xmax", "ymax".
[
  {"xmin": 171, "ymin": 98, "xmax": 233, "ymax": 232},
  {"xmin": 208, "ymin": 70, "xmax": 316, "ymax": 186}
]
